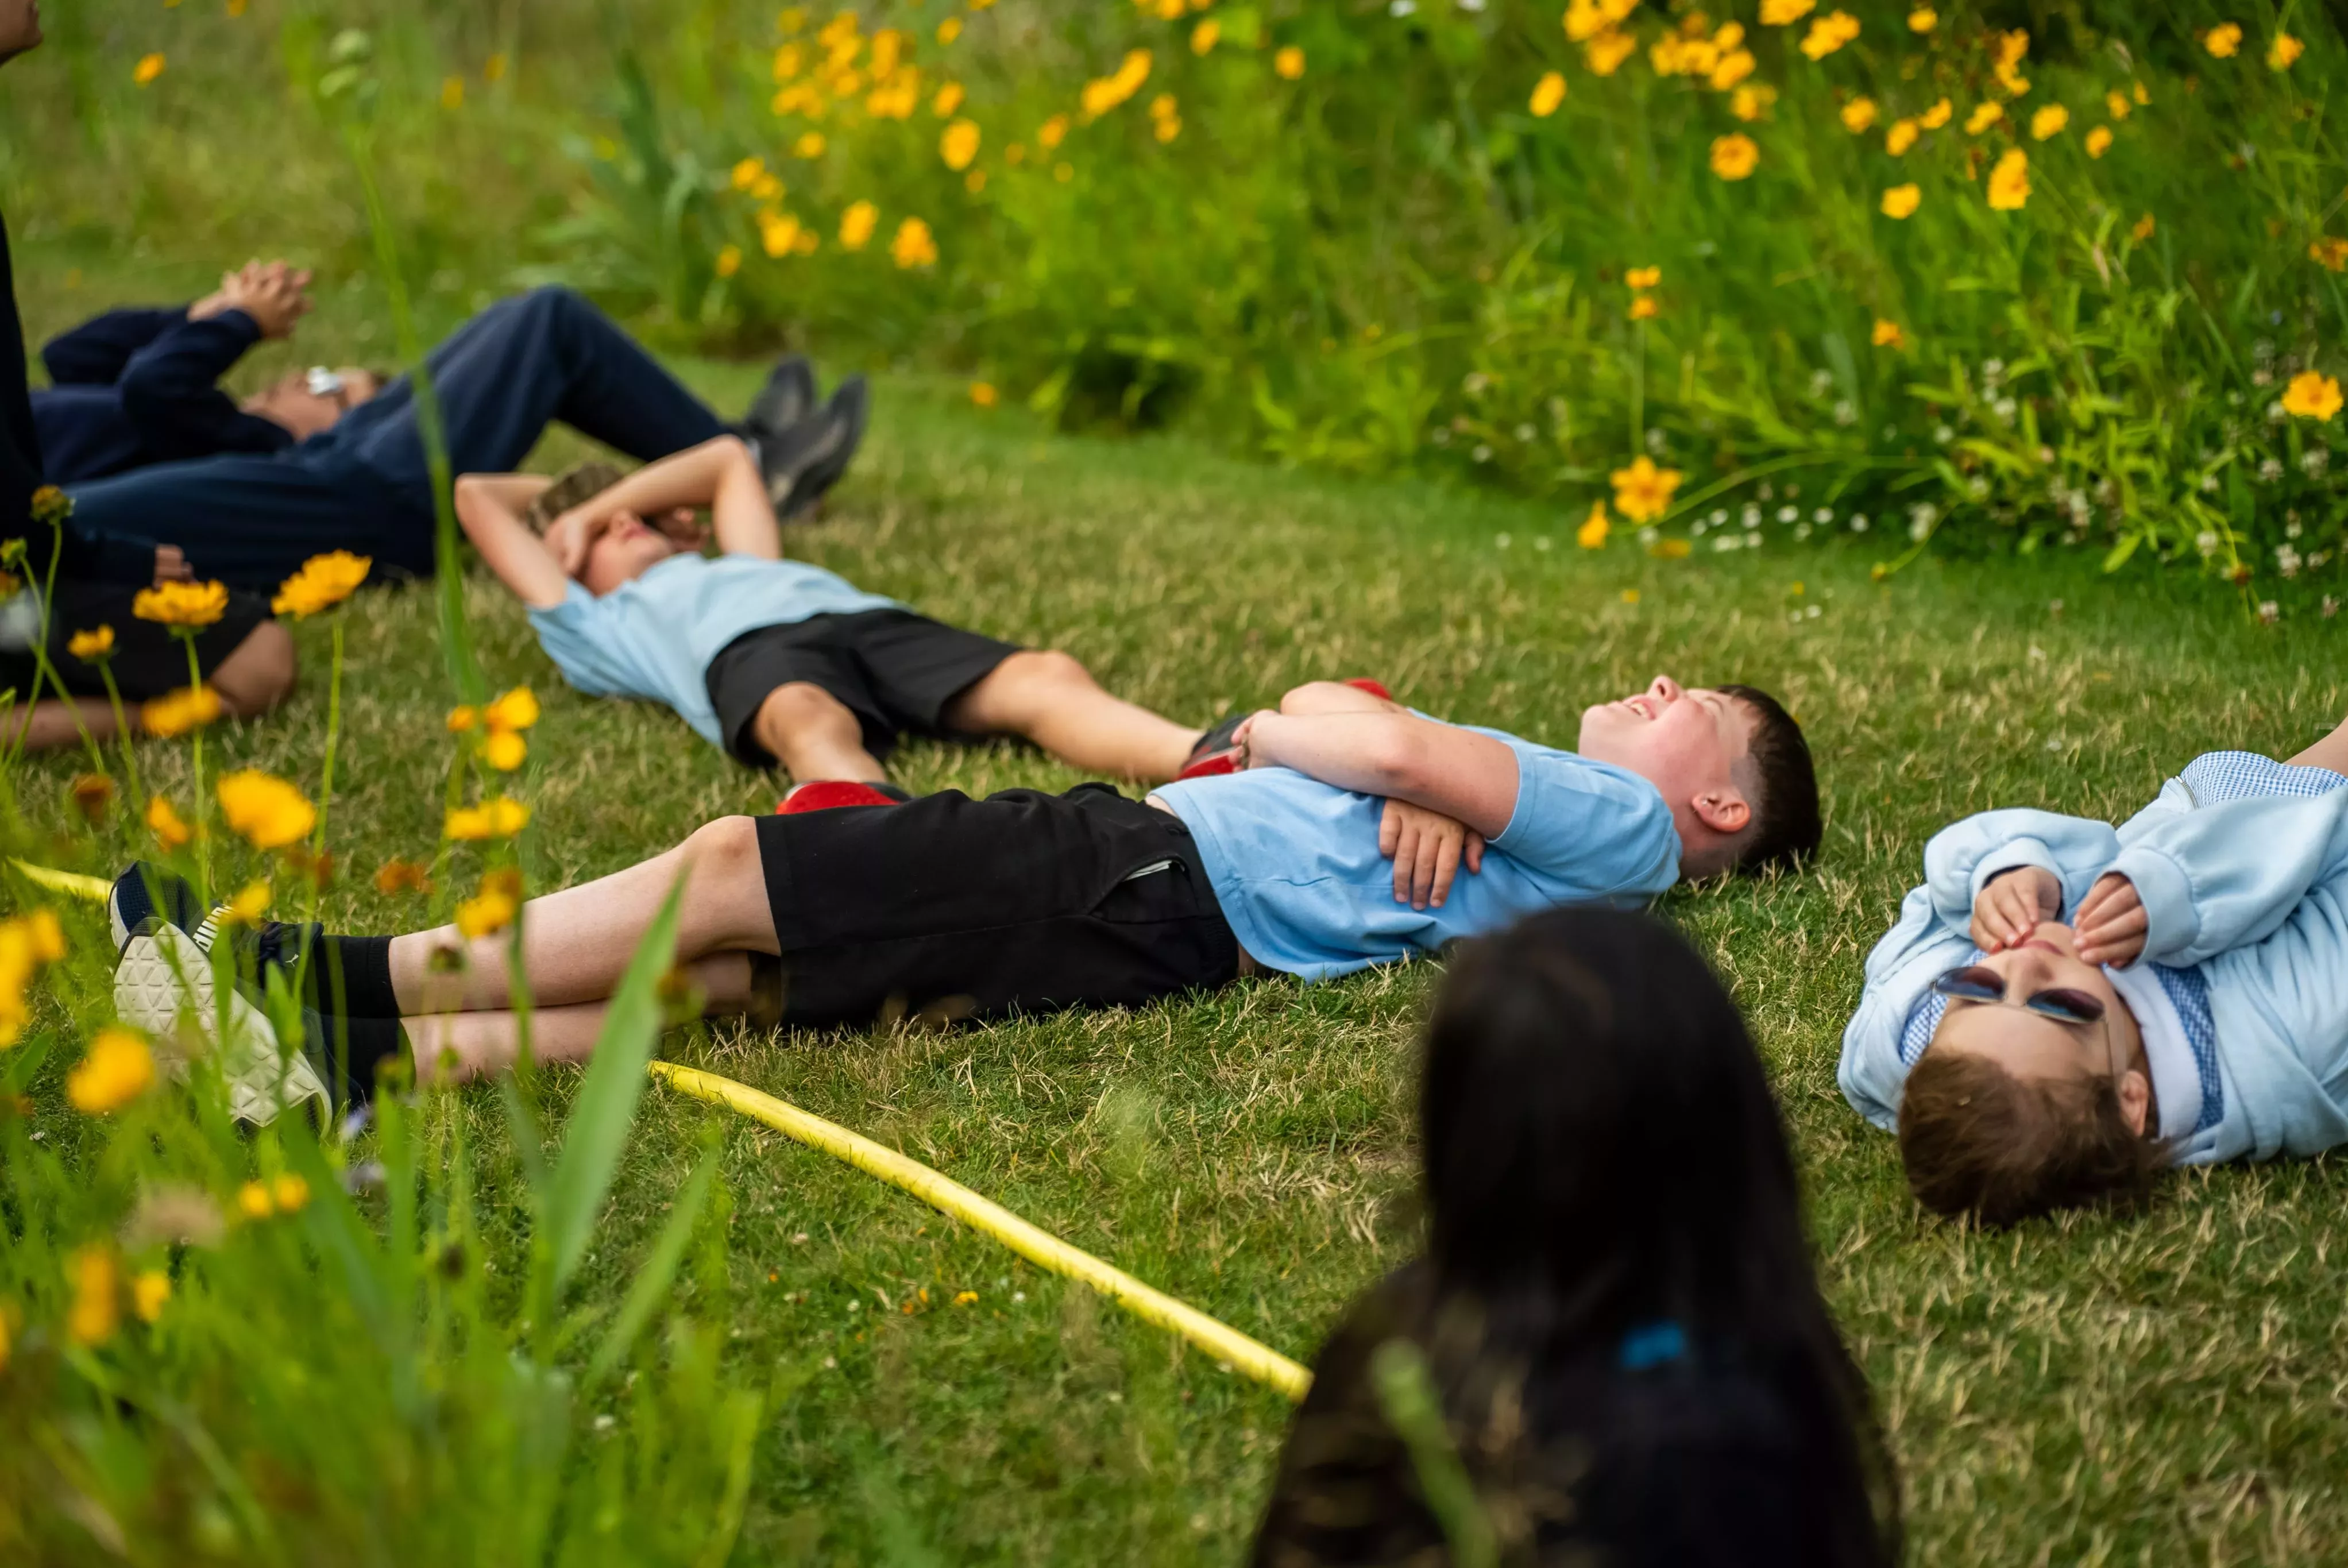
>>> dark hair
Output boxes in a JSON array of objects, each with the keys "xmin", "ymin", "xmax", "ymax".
[
  {"xmin": 1253, "ymin": 911, "xmax": 1898, "ymax": 1567},
  {"xmin": 1718, "ymin": 684, "xmax": 1822, "ymax": 875},
  {"xmin": 1898, "ymin": 1045, "xmax": 2164, "ymax": 1226},
  {"xmin": 523, "ymin": 461, "xmax": 627, "ymax": 534}
]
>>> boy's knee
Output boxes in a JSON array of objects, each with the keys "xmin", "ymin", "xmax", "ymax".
[
  {"xmin": 994, "ymin": 648, "xmax": 1096, "ymax": 697},
  {"xmin": 754, "ymin": 681, "xmax": 858, "ymax": 747},
  {"xmin": 212, "ymin": 621, "xmax": 298, "ymax": 718},
  {"xmin": 682, "ymin": 814, "xmax": 761, "ymax": 866}
]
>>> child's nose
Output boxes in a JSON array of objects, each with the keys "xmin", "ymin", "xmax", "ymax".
[{"xmin": 1650, "ymin": 675, "xmax": 1683, "ymax": 702}]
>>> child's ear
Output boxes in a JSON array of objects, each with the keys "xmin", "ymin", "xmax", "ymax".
[
  {"xmin": 2117, "ymin": 1069, "xmax": 2154, "ymax": 1137},
  {"xmin": 1691, "ymin": 789, "xmax": 1752, "ymax": 836}
]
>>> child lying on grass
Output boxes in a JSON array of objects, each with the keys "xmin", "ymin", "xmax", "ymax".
[
  {"xmin": 112, "ymin": 671, "xmax": 1818, "ymax": 1109},
  {"xmin": 1840, "ymin": 713, "xmax": 2348, "ymax": 1225},
  {"xmin": 1251, "ymin": 909, "xmax": 1899, "ymax": 1568},
  {"xmin": 455, "ymin": 431, "xmax": 1227, "ymax": 794}
]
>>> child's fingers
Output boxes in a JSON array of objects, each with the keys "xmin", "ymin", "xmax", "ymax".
[
  {"xmin": 1463, "ymin": 832, "xmax": 1485, "ymax": 875},
  {"xmin": 1428, "ymin": 834, "xmax": 1462, "ymax": 908},
  {"xmin": 1378, "ymin": 801, "xmax": 1402, "ymax": 859},
  {"xmin": 1391, "ymin": 822, "xmax": 1419, "ymax": 903}
]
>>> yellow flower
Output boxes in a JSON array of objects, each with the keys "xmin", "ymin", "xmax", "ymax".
[
  {"xmin": 941, "ymin": 118, "xmax": 980, "ymax": 171},
  {"xmin": 1273, "ymin": 45, "xmax": 1305, "ymax": 80},
  {"xmin": 1964, "ymin": 101, "xmax": 2003, "ymax": 134},
  {"xmin": 1884, "ymin": 118, "xmax": 1919, "ymax": 155},
  {"xmin": 141, "ymin": 684, "xmax": 222, "ymax": 739},
  {"xmin": 1621, "ymin": 588, "xmax": 1641, "ymax": 604},
  {"xmin": 2283, "ymin": 372, "xmax": 2343, "ymax": 422},
  {"xmin": 455, "ymin": 867, "xmax": 525, "ymax": 939},
  {"xmin": 1730, "ymin": 84, "xmax": 1776, "ymax": 122},
  {"xmin": 374, "ymin": 858, "xmax": 433, "ymax": 897},
  {"xmin": 1625, "ymin": 266, "xmax": 1660, "ymax": 290},
  {"xmin": 482, "ymin": 730, "xmax": 527, "ymax": 771},
  {"xmin": 2311, "ymin": 237, "xmax": 2348, "ymax": 272},
  {"xmin": 2085, "ymin": 126, "xmax": 2113, "ymax": 159},
  {"xmin": 29, "ymin": 484, "xmax": 71, "ymax": 526},
  {"xmin": 1798, "ymin": 11, "xmax": 1859, "ymax": 60},
  {"xmin": 146, "ymin": 795, "xmax": 193, "ymax": 849},
  {"xmin": 1038, "ymin": 114, "xmax": 1069, "ymax": 149},
  {"xmin": 488, "ymin": 797, "xmax": 530, "ymax": 836},
  {"xmin": 446, "ymin": 704, "xmax": 479, "ymax": 732},
  {"xmin": 132, "ymin": 580, "xmax": 229, "ymax": 628},
  {"xmin": 2106, "ymin": 89, "xmax": 2131, "ymax": 121},
  {"xmin": 1577, "ymin": 502, "xmax": 1610, "ymax": 550},
  {"xmin": 1584, "ymin": 30, "xmax": 1637, "ymax": 76},
  {"xmin": 1880, "ymin": 183, "xmax": 1921, "ymax": 218},
  {"xmin": 1840, "ymin": 98, "xmax": 1877, "ymax": 133},
  {"xmin": 1708, "ymin": 49, "xmax": 1756, "ymax": 90},
  {"xmin": 133, "ymin": 53, "xmax": 166, "ymax": 87},
  {"xmin": 840, "ymin": 199, "xmax": 879, "ymax": 250},
  {"xmin": 441, "ymin": 76, "xmax": 465, "ymax": 110},
  {"xmin": 2204, "ymin": 24, "xmax": 2241, "ymax": 59},
  {"xmin": 970, "ymin": 382, "xmax": 1000, "ymax": 408},
  {"xmin": 1647, "ymin": 538, "xmax": 1693, "ymax": 559},
  {"xmin": 1530, "ymin": 71, "xmax": 1567, "ymax": 118},
  {"xmin": 1629, "ymin": 296, "xmax": 1659, "ymax": 320},
  {"xmin": 1191, "ymin": 18, "xmax": 1219, "ymax": 53},
  {"xmin": 927, "ymin": 83, "xmax": 964, "ymax": 120},
  {"xmin": 937, "ymin": 17, "xmax": 962, "ymax": 44},
  {"xmin": 1872, "ymin": 319, "xmax": 1907, "ymax": 349},
  {"xmin": 2269, "ymin": 33, "xmax": 2304, "ymax": 70},
  {"xmin": 71, "ymin": 773, "xmax": 115, "ymax": 825},
  {"xmin": 2133, "ymin": 212, "xmax": 2156, "ymax": 242},
  {"xmin": 1709, "ymin": 133, "xmax": 1759, "ymax": 181},
  {"xmin": 1079, "ymin": 49, "xmax": 1152, "ymax": 119},
  {"xmin": 731, "ymin": 156, "xmax": 767, "ymax": 192},
  {"xmin": 237, "ymin": 1180, "xmax": 273, "ymax": 1219},
  {"xmin": 133, "ymin": 1269, "xmax": 171, "ymax": 1323},
  {"xmin": 484, "ymin": 51, "xmax": 505, "ymax": 81},
  {"xmin": 485, "ymin": 686, "xmax": 539, "ymax": 732},
  {"xmin": 1712, "ymin": 21, "xmax": 1745, "ymax": 49},
  {"xmin": 1987, "ymin": 148, "xmax": 2030, "ymax": 211},
  {"xmin": 67, "ymin": 625, "xmax": 115, "ymax": 661},
  {"xmin": 1907, "ymin": 7, "xmax": 1936, "ymax": 31},
  {"xmin": 1563, "ymin": 0, "xmax": 1609, "ymax": 42},
  {"xmin": 891, "ymin": 217, "xmax": 939, "ymax": 269},
  {"xmin": 1758, "ymin": 0, "xmax": 1814, "ymax": 24},
  {"xmin": 220, "ymin": 879, "xmax": 271, "ymax": 926},
  {"xmin": 758, "ymin": 210, "xmax": 804, "ymax": 259},
  {"xmin": 217, "ymin": 770, "xmax": 316, "ymax": 851},
  {"xmin": 715, "ymin": 244, "xmax": 743, "ymax": 279},
  {"xmin": 795, "ymin": 131, "xmax": 828, "ymax": 159},
  {"xmin": 1609, "ymin": 456, "xmax": 1683, "ymax": 524},
  {"xmin": 1919, "ymin": 97, "xmax": 1952, "ymax": 129},
  {"xmin": 272, "ymin": 1174, "xmax": 310, "ymax": 1213},
  {"xmin": 2029, "ymin": 104, "xmax": 2068, "ymax": 140},
  {"xmin": 68, "ymin": 1248, "xmax": 119, "ymax": 1346},
  {"xmin": 68, "ymin": 1029, "xmax": 155, "ymax": 1114},
  {"xmin": 272, "ymin": 551, "xmax": 371, "ymax": 618}
]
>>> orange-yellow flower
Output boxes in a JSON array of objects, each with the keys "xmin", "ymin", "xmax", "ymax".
[
  {"xmin": 68, "ymin": 1029, "xmax": 155, "ymax": 1114},
  {"xmin": 1530, "ymin": 72, "xmax": 1566, "ymax": 117},
  {"xmin": 238, "ymin": 1180, "xmax": 273, "ymax": 1219},
  {"xmin": 140, "ymin": 684, "xmax": 222, "ymax": 739},
  {"xmin": 936, "ymin": 17, "xmax": 961, "ymax": 44},
  {"xmin": 272, "ymin": 1174, "xmax": 310, "ymax": 1212},
  {"xmin": 715, "ymin": 245, "xmax": 743, "ymax": 279},
  {"xmin": 1079, "ymin": 49, "xmax": 1151, "ymax": 119},
  {"xmin": 1609, "ymin": 456, "xmax": 1683, "ymax": 524},
  {"xmin": 2085, "ymin": 126, "xmax": 2113, "ymax": 158},
  {"xmin": 1885, "ymin": 118, "xmax": 1919, "ymax": 155},
  {"xmin": 1964, "ymin": 101, "xmax": 2004, "ymax": 135},
  {"xmin": 1872, "ymin": 319, "xmax": 1907, "ymax": 349},
  {"xmin": 68, "ymin": 1248, "xmax": 119, "ymax": 1346},
  {"xmin": 482, "ymin": 729, "xmax": 527, "ymax": 771},
  {"xmin": 2282, "ymin": 372, "xmax": 2343, "ymax": 422},
  {"xmin": 67, "ymin": 625, "xmax": 115, "ymax": 661},
  {"xmin": 1629, "ymin": 296, "xmax": 1659, "ymax": 320},
  {"xmin": 217, "ymin": 770, "xmax": 316, "ymax": 851},
  {"xmin": 133, "ymin": 53, "xmax": 165, "ymax": 87},
  {"xmin": 146, "ymin": 795, "xmax": 193, "ymax": 849},
  {"xmin": 2029, "ymin": 104, "xmax": 2068, "ymax": 140},
  {"xmin": 1840, "ymin": 97, "xmax": 1878, "ymax": 133},
  {"xmin": 1798, "ymin": 11, "xmax": 1860, "ymax": 60},
  {"xmin": 455, "ymin": 867, "xmax": 525, "ymax": 939},
  {"xmin": 891, "ymin": 217, "xmax": 939, "ymax": 269},
  {"xmin": 970, "ymin": 382, "xmax": 999, "ymax": 408},
  {"xmin": 1907, "ymin": 7, "xmax": 1936, "ymax": 31},
  {"xmin": 447, "ymin": 795, "xmax": 531, "ymax": 842},
  {"xmin": 1584, "ymin": 30, "xmax": 1637, "ymax": 76},
  {"xmin": 2311, "ymin": 237, "xmax": 2348, "ymax": 272},
  {"xmin": 374, "ymin": 858, "xmax": 433, "ymax": 897},
  {"xmin": 219, "ymin": 879, "xmax": 271, "ymax": 926},
  {"xmin": 1273, "ymin": 45, "xmax": 1305, "ymax": 80},
  {"xmin": 731, "ymin": 156, "xmax": 768, "ymax": 192},
  {"xmin": 1708, "ymin": 49, "xmax": 1756, "ymax": 91},
  {"xmin": 1191, "ymin": 18, "xmax": 1219, "ymax": 53},
  {"xmin": 1987, "ymin": 148, "xmax": 2030, "ymax": 210},
  {"xmin": 1647, "ymin": 538, "xmax": 1693, "ymax": 560},
  {"xmin": 2132, "ymin": 212, "xmax": 2156, "ymax": 242},
  {"xmin": 1709, "ymin": 133, "xmax": 1759, "ymax": 180},
  {"xmin": 758, "ymin": 210, "xmax": 804, "ymax": 259},
  {"xmin": 1730, "ymin": 84, "xmax": 1776, "ymax": 122},
  {"xmin": 71, "ymin": 773, "xmax": 114, "ymax": 825},
  {"xmin": 840, "ymin": 199, "xmax": 879, "ymax": 250},
  {"xmin": 272, "ymin": 551, "xmax": 370, "ymax": 617},
  {"xmin": 1880, "ymin": 183, "xmax": 1921, "ymax": 218},
  {"xmin": 1577, "ymin": 502, "xmax": 1610, "ymax": 550},
  {"xmin": 1038, "ymin": 114, "xmax": 1069, "ymax": 150},
  {"xmin": 2268, "ymin": 33, "xmax": 2304, "ymax": 70},
  {"xmin": 1918, "ymin": 97, "xmax": 1952, "ymax": 129},
  {"xmin": 132, "ymin": 580, "xmax": 228, "ymax": 628},
  {"xmin": 2204, "ymin": 23, "xmax": 2242, "ymax": 59},
  {"xmin": 1758, "ymin": 0, "xmax": 1814, "ymax": 24},
  {"xmin": 485, "ymin": 686, "xmax": 539, "ymax": 732},
  {"xmin": 2106, "ymin": 89, "xmax": 2131, "ymax": 121},
  {"xmin": 133, "ymin": 1270, "xmax": 171, "ymax": 1323},
  {"xmin": 1625, "ymin": 266, "xmax": 1661, "ymax": 290},
  {"xmin": 940, "ymin": 118, "xmax": 980, "ymax": 171}
]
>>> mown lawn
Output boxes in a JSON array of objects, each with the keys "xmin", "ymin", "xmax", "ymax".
[{"xmin": 15, "ymin": 275, "xmax": 2348, "ymax": 1561}]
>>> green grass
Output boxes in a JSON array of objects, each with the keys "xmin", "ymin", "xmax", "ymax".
[{"xmin": 14, "ymin": 260, "xmax": 2348, "ymax": 1563}]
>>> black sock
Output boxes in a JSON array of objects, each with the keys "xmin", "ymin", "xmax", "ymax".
[
  {"xmin": 312, "ymin": 1012, "xmax": 409, "ymax": 1106},
  {"xmin": 306, "ymin": 935, "xmax": 401, "ymax": 1019}
]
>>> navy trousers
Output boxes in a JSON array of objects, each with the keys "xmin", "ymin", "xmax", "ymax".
[{"xmin": 63, "ymin": 288, "xmax": 728, "ymax": 589}]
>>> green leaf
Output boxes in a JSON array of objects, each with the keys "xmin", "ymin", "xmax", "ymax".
[
  {"xmin": 538, "ymin": 876, "xmax": 686, "ymax": 1298},
  {"xmin": 2102, "ymin": 532, "xmax": 2144, "ymax": 573},
  {"xmin": 582, "ymin": 1140, "xmax": 720, "ymax": 1389}
]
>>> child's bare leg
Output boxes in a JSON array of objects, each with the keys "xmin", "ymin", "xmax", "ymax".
[
  {"xmin": 406, "ymin": 953, "xmax": 756, "ymax": 1082},
  {"xmin": 7, "ymin": 621, "xmax": 296, "ymax": 750},
  {"xmin": 2287, "ymin": 710, "xmax": 2348, "ymax": 774},
  {"xmin": 945, "ymin": 650, "xmax": 1202, "ymax": 781},
  {"xmin": 752, "ymin": 682, "xmax": 890, "ymax": 783},
  {"xmin": 389, "ymin": 817, "xmax": 776, "ymax": 1014}
]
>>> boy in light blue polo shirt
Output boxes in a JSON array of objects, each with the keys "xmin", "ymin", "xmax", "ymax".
[{"xmin": 454, "ymin": 434, "xmax": 1221, "ymax": 793}]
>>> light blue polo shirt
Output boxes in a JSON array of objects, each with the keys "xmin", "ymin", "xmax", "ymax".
[
  {"xmin": 527, "ymin": 553, "xmax": 902, "ymax": 745},
  {"xmin": 1152, "ymin": 729, "xmax": 1682, "ymax": 979}
]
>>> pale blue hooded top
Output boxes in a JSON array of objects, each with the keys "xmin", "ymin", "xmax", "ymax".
[{"xmin": 1840, "ymin": 752, "xmax": 2348, "ymax": 1167}]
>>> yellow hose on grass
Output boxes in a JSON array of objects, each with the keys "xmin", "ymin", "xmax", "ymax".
[
  {"xmin": 11, "ymin": 859, "xmax": 111, "ymax": 903},
  {"xmin": 647, "ymin": 1060, "xmax": 1312, "ymax": 1401}
]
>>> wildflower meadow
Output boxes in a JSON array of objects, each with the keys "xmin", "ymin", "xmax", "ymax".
[{"xmin": 4, "ymin": 2, "xmax": 2348, "ymax": 1564}]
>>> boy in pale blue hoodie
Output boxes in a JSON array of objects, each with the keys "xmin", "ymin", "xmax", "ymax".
[{"xmin": 1841, "ymin": 715, "xmax": 2348, "ymax": 1224}]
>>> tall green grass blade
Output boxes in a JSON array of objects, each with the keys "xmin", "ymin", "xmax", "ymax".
[{"xmin": 582, "ymin": 1139, "xmax": 719, "ymax": 1390}]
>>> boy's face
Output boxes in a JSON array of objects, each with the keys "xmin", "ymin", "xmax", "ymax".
[
  {"xmin": 1929, "ymin": 921, "xmax": 2152, "ymax": 1133},
  {"xmin": 580, "ymin": 511, "xmax": 683, "ymax": 595},
  {"xmin": 242, "ymin": 368, "xmax": 383, "ymax": 439},
  {"xmin": 0, "ymin": 0, "xmax": 43, "ymax": 64},
  {"xmin": 1577, "ymin": 677, "xmax": 1758, "ymax": 871}
]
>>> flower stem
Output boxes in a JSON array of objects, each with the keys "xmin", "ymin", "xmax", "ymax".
[
  {"xmin": 96, "ymin": 662, "xmax": 144, "ymax": 813},
  {"xmin": 183, "ymin": 635, "xmax": 210, "ymax": 902},
  {"xmin": 307, "ymin": 614, "xmax": 346, "ymax": 927}
]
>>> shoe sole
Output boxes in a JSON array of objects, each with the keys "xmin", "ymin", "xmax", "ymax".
[
  {"xmin": 115, "ymin": 923, "xmax": 329, "ymax": 1127},
  {"xmin": 778, "ymin": 379, "xmax": 871, "ymax": 520}
]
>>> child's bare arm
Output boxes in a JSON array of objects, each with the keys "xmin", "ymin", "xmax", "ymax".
[
  {"xmin": 1279, "ymin": 680, "xmax": 1402, "ymax": 717},
  {"xmin": 1235, "ymin": 710, "xmax": 1520, "ymax": 839},
  {"xmin": 453, "ymin": 473, "xmax": 568, "ymax": 609},
  {"xmin": 547, "ymin": 437, "xmax": 781, "ymax": 561}
]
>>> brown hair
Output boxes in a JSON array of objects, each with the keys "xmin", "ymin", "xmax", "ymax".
[
  {"xmin": 1717, "ymin": 684, "xmax": 1823, "ymax": 874},
  {"xmin": 1897, "ymin": 1046, "xmax": 2164, "ymax": 1226},
  {"xmin": 523, "ymin": 461, "xmax": 627, "ymax": 534}
]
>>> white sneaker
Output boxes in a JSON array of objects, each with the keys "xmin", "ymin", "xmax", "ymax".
[{"xmin": 114, "ymin": 920, "xmax": 329, "ymax": 1127}]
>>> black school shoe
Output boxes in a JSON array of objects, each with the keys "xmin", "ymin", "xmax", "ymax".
[
  {"xmin": 760, "ymin": 374, "xmax": 871, "ymax": 520},
  {"xmin": 742, "ymin": 354, "xmax": 820, "ymax": 439}
]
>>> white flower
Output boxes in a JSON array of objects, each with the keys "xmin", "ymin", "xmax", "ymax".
[
  {"xmin": 1934, "ymin": 425, "xmax": 1955, "ymax": 444},
  {"xmin": 1777, "ymin": 505, "xmax": 1799, "ymax": 523},
  {"xmin": 1850, "ymin": 515, "xmax": 1870, "ymax": 532},
  {"xmin": 1472, "ymin": 444, "xmax": 1492, "ymax": 462},
  {"xmin": 1741, "ymin": 504, "xmax": 1763, "ymax": 528},
  {"xmin": 2258, "ymin": 601, "xmax": 2281, "ymax": 624},
  {"xmin": 2275, "ymin": 544, "xmax": 2302, "ymax": 578},
  {"xmin": 1710, "ymin": 508, "xmax": 1729, "ymax": 524},
  {"xmin": 1390, "ymin": 0, "xmax": 1418, "ymax": 17},
  {"xmin": 2301, "ymin": 447, "xmax": 2330, "ymax": 477},
  {"xmin": 1638, "ymin": 526, "xmax": 1660, "ymax": 545},
  {"xmin": 1494, "ymin": 532, "xmax": 1512, "ymax": 549},
  {"xmin": 1813, "ymin": 507, "xmax": 1833, "ymax": 523},
  {"xmin": 1794, "ymin": 523, "xmax": 1814, "ymax": 541},
  {"xmin": 2323, "ymin": 596, "xmax": 2339, "ymax": 619},
  {"xmin": 1712, "ymin": 533, "xmax": 1743, "ymax": 551},
  {"xmin": 2268, "ymin": 401, "xmax": 2289, "ymax": 424},
  {"xmin": 2196, "ymin": 530, "xmax": 2221, "ymax": 556},
  {"xmin": 1805, "ymin": 604, "xmax": 1821, "ymax": 619},
  {"xmin": 1809, "ymin": 369, "xmax": 1835, "ymax": 397},
  {"xmin": 1462, "ymin": 371, "xmax": 1490, "ymax": 395},
  {"xmin": 1514, "ymin": 423, "xmax": 1535, "ymax": 442},
  {"xmin": 1744, "ymin": 531, "xmax": 1763, "ymax": 549},
  {"xmin": 1833, "ymin": 400, "xmax": 1858, "ymax": 427},
  {"xmin": 1431, "ymin": 427, "xmax": 1452, "ymax": 446},
  {"xmin": 2259, "ymin": 457, "xmax": 2285, "ymax": 483}
]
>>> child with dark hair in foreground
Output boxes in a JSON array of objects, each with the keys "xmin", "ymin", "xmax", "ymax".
[
  {"xmin": 1252, "ymin": 909, "xmax": 1899, "ymax": 1568},
  {"xmin": 1841, "ymin": 712, "xmax": 2348, "ymax": 1226}
]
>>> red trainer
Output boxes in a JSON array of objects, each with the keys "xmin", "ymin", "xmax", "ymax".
[
  {"xmin": 1343, "ymin": 677, "xmax": 1394, "ymax": 702},
  {"xmin": 777, "ymin": 781, "xmax": 906, "ymax": 814}
]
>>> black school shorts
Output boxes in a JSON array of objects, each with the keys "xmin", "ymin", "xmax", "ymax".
[
  {"xmin": 0, "ymin": 579, "xmax": 275, "ymax": 701},
  {"xmin": 704, "ymin": 608, "xmax": 1023, "ymax": 768},
  {"xmin": 753, "ymin": 783, "xmax": 1242, "ymax": 1030}
]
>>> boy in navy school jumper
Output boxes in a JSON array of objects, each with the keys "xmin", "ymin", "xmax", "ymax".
[
  {"xmin": 1841, "ymin": 712, "xmax": 2348, "ymax": 1225},
  {"xmin": 118, "ymin": 656, "xmax": 1821, "ymax": 1091},
  {"xmin": 453, "ymin": 434, "xmax": 1222, "ymax": 791},
  {"xmin": 33, "ymin": 259, "xmax": 379, "ymax": 482},
  {"xmin": 0, "ymin": 2, "xmax": 298, "ymax": 751}
]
